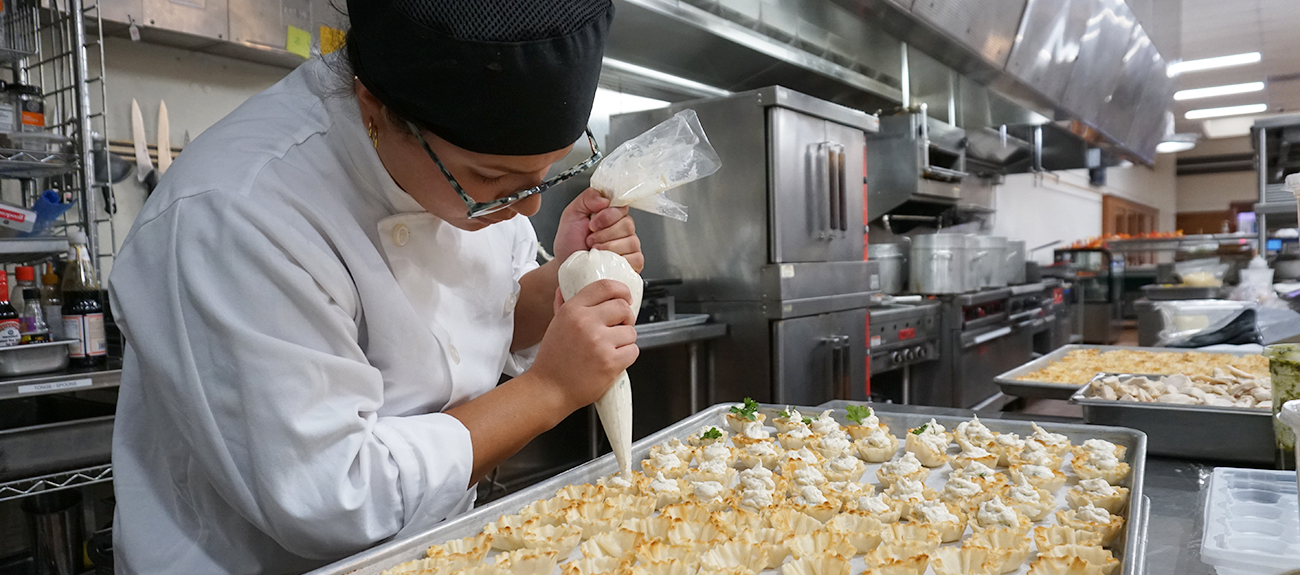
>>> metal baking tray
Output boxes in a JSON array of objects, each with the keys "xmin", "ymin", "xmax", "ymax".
[
  {"xmin": 1139, "ymin": 284, "xmax": 1224, "ymax": 301},
  {"xmin": 1070, "ymin": 373, "xmax": 1273, "ymax": 463},
  {"xmin": 0, "ymin": 395, "xmax": 114, "ymax": 481},
  {"xmin": 994, "ymin": 344, "xmax": 1262, "ymax": 400},
  {"xmin": 0, "ymin": 340, "xmax": 74, "ymax": 377},
  {"xmin": 306, "ymin": 402, "xmax": 1150, "ymax": 575}
]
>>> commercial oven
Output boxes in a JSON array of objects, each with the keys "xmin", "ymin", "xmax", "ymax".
[{"xmin": 612, "ymin": 86, "xmax": 880, "ymax": 411}]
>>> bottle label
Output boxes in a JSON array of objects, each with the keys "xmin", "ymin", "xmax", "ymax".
[
  {"xmin": 0, "ymin": 319, "xmax": 19, "ymax": 347},
  {"xmin": 64, "ymin": 313, "xmax": 106, "ymax": 357},
  {"xmin": 43, "ymin": 305, "xmax": 61, "ymax": 339}
]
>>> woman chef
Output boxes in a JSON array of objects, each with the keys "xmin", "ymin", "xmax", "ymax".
[{"xmin": 108, "ymin": 1, "xmax": 637, "ymax": 573}]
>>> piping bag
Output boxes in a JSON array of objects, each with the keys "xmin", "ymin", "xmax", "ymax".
[{"xmin": 557, "ymin": 249, "xmax": 643, "ymax": 479}]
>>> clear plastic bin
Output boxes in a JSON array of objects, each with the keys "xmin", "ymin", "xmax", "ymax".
[{"xmin": 1201, "ymin": 467, "xmax": 1300, "ymax": 575}]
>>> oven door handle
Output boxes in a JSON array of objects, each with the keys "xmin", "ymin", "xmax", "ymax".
[
  {"xmin": 965, "ymin": 326, "xmax": 1012, "ymax": 348},
  {"xmin": 835, "ymin": 144, "xmax": 847, "ymax": 232},
  {"xmin": 823, "ymin": 335, "xmax": 850, "ymax": 399}
]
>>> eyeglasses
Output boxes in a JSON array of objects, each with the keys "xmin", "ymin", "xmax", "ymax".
[{"xmin": 406, "ymin": 121, "xmax": 603, "ymax": 219}]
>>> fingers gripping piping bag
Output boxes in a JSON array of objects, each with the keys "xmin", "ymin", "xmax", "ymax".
[
  {"xmin": 589, "ymin": 109, "xmax": 721, "ymax": 221},
  {"xmin": 557, "ymin": 249, "xmax": 643, "ymax": 478}
]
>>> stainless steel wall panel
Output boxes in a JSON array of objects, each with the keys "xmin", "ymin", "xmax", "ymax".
[
  {"xmin": 1125, "ymin": 57, "xmax": 1175, "ymax": 163},
  {"xmin": 98, "ymin": 0, "xmax": 143, "ymax": 27},
  {"xmin": 1097, "ymin": 29, "xmax": 1157, "ymax": 147},
  {"xmin": 773, "ymin": 309, "xmax": 866, "ymax": 405},
  {"xmin": 229, "ymin": 0, "xmax": 311, "ymax": 51},
  {"xmin": 1059, "ymin": 0, "xmax": 1138, "ymax": 127},
  {"xmin": 910, "ymin": 0, "xmax": 1030, "ymax": 68},
  {"xmin": 1004, "ymin": 0, "xmax": 1096, "ymax": 102},
  {"xmin": 612, "ymin": 97, "xmax": 770, "ymax": 304},
  {"xmin": 142, "ymin": 0, "xmax": 229, "ymax": 41}
]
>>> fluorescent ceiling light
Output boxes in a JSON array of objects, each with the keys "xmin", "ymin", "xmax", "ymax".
[
  {"xmin": 1174, "ymin": 81, "xmax": 1265, "ymax": 101},
  {"xmin": 1167, "ymin": 52, "xmax": 1261, "ymax": 76},
  {"xmin": 1156, "ymin": 141, "xmax": 1196, "ymax": 153},
  {"xmin": 1185, "ymin": 103, "xmax": 1268, "ymax": 120}
]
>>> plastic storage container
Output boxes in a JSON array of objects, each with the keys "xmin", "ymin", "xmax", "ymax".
[{"xmin": 1201, "ymin": 466, "xmax": 1300, "ymax": 575}]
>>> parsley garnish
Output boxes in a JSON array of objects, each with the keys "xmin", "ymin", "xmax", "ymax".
[
  {"xmin": 846, "ymin": 405, "xmax": 873, "ymax": 425},
  {"xmin": 802, "ymin": 417, "xmax": 814, "ymax": 426},
  {"xmin": 729, "ymin": 397, "xmax": 760, "ymax": 421},
  {"xmin": 702, "ymin": 427, "xmax": 722, "ymax": 440},
  {"xmin": 911, "ymin": 424, "xmax": 928, "ymax": 435},
  {"xmin": 778, "ymin": 408, "xmax": 792, "ymax": 419}
]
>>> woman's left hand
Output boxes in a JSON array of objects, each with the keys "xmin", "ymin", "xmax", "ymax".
[{"xmin": 554, "ymin": 188, "xmax": 644, "ymax": 272}]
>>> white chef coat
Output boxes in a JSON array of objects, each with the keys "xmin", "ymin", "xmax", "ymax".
[{"xmin": 108, "ymin": 56, "xmax": 541, "ymax": 574}]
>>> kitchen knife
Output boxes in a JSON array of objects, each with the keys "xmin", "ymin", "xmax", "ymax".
[
  {"xmin": 131, "ymin": 98, "xmax": 157, "ymax": 193},
  {"xmin": 157, "ymin": 100, "xmax": 171, "ymax": 174}
]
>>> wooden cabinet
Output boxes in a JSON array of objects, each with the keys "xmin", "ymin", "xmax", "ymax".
[{"xmin": 1102, "ymin": 195, "xmax": 1160, "ymax": 265}]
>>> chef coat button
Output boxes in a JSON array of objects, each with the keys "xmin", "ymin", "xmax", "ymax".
[
  {"xmin": 448, "ymin": 344, "xmax": 460, "ymax": 364},
  {"xmin": 505, "ymin": 291, "xmax": 518, "ymax": 312},
  {"xmin": 392, "ymin": 224, "xmax": 409, "ymax": 247}
]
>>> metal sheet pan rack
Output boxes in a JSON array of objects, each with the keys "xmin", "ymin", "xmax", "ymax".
[{"xmin": 0, "ymin": 463, "xmax": 111, "ymax": 503}]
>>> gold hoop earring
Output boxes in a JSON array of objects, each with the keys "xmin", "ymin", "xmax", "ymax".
[{"xmin": 367, "ymin": 122, "xmax": 379, "ymax": 149}]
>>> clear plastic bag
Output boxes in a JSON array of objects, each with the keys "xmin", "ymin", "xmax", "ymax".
[{"xmin": 589, "ymin": 109, "xmax": 721, "ymax": 222}]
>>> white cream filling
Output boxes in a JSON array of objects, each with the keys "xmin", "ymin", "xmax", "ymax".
[
  {"xmin": 745, "ymin": 440, "xmax": 778, "ymax": 458},
  {"xmin": 784, "ymin": 425, "xmax": 813, "ymax": 440},
  {"xmin": 793, "ymin": 485, "xmax": 828, "ymax": 506},
  {"xmin": 1031, "ymin": 423, "xmax": 1068, "ymax": 447},
  {"xmin": 652, "ymin": 452, "xmax": 684, "ymax": 470},
  {"xmin": 1009, "ymin": 483, "xmax": 1040, "ymax": 503},
  {"xmin": 884, "ymin": 452, "xmax": 924, "ymax": 476},
  {"xmin": 782, "ymin": 447, "xmax": 819, "ymax": 463},
  {"xmin": 1079, "ymin": 478, "xmax": 1118, "ymax": 497},
  {"xmin": 943, "ymin": 477, "xmax": 983, "ymax": 499},
  {"xmin": 740, "ymin": 420, "xmax": 770, "ymax": 440},
  {"xmin": 890, "ymin": 478, "xmax": 926, "ymax": 502},
  {"xmin": 818, "ymin": 431, "xmax": 852, "ymax": 454},
  {"xmin": 697, "ymin": 459, "xmax": 729, "ymax": 475},
  {"xmin": 607, "ymin": 475, "xmax": 633, "ymax": 489},
  {"xmin": 916, "ymin": 501, "xmax": 959, "ymax": 524},
  {"xmin": 793, "ymin": 466, "xmax": 827, "ymax": 486},
  {"xmin": 738, "ymin": 467, "xmax": 777, "ymax": 491},
  {"xmin": 1076, "ymin": 503, "xmax": 1111, "ymax": 524},
  {"xmin": 810, "ymin": 410, "xmax": 841, "ymax": 435},
  {"xmin": 857, "ymin": 494, "xmax": 893, "ymax": 514},
  {"xmin": 692, "ymin": 480, "xmax": 726, "ymax": 501},
  {"xmin": 958, "ymin": 417, "xmax": 995, "ymax": 444},
  {"xmin": 649, "ymin": 473, "xmax": 680, "ymax": 494},
  {"xmin": 960, "ymin": 462, "xmax": 997, "ymax": 479},
  {"xmin": 1022, "ymin": 464, "xmax": 1054, "ymax": 481},
  {"xmin": 865, "ymin": 427, "xmax": 895, "ymax": 448},
  {"xmin": 961, "ymin": 445, "xmax": 993, "ymax": 459},
  {"xmin": 740, "ymin": 489, "xmax": 774, "ymax": 509},
  {"xmin": 828, "ymin": 455, "xmax": 861, "ymax": 474},
  {"xmin": 699, "ymin": 443, "xmax": 732, "ymax": 462},
  {"xmin": 977, "ymin": 498, "xmax": 1020, "ymax": 528},
  {"xmin": 995, "ymin": 433, "xmax": 1025, "ymax": 451}
]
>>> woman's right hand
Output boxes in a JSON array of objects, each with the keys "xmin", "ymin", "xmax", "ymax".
[{"xmin": 529, "ymin": 279, "xmax": 639, "ymax": 411}]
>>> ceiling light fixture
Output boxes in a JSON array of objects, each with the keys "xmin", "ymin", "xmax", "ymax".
[
  {"xmin": 1185, "ymin": 103, "xmax": 1268, "ymax": 120},
  {"xmin": 1167, "ymin": 52, "xmax": 1261, "ymax": 77},
  {"xmin": 1174, "ymin": 81, "xmax": 1265, "ymax": 101}
]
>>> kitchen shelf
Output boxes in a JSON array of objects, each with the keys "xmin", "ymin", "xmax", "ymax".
[
  {"xmin": 0, "ymin": 367, "xmax": 121, "ymax": 400},
  {"xmin": 1102, "ymin": 233, "xmax": 1258, "ymax": 252},
  {"xmin": 0, "ymin": 236, "xmax": 69, "ymax": 264},
  {"xmin": 0, "ymin": 147, "xmax": 77, "ymax": 178},
  {"xmin": 0, "ymin": 463, "xmax": 111, "ymax": 503},
  {"xmin": 0, "ymin": 46, "xmax": 34, "ymax": 65}
]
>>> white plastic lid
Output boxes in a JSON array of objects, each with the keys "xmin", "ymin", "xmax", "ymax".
[
  {"xmin": 1280, "ymin": 399, "xmax": 1300, "ymax": 431},
  {"xmin": 1288, "ymin": 173, "xmax": 1300, "ymax": 195},
  {"xmin": 67, "ymin": 229, "xmax": 86, "ymax": 245}
]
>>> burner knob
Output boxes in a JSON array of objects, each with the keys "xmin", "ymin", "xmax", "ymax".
[
  {"xmin": 904, "ymin": 348, "xmax": 916, "ymax": 361},
  {"xmin": 916, "ymin": 346, "xmax": 927, "ymax": 359},
  {"xmin": 891, "ymin": 351, "xmax": 903, "ymax": 364}
]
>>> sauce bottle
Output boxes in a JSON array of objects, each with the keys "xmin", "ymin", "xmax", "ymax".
[
  {"xmin": 40, "ymin": 263, "xmax": 61, "ymax": 340},
  {"xmin": 20, "ymin": 287, "xmax": 49, "ymax": 344},
  {"xmin": 0, "ymin": 273, "xmax": 21, "ymax": 348},
  {"xmin": 10, "ymin": 265, "xmax": 34, "ymax": 315},
  {"xmin": 61, "ymin": 231, "xmax": 106, "ymax": 367}
]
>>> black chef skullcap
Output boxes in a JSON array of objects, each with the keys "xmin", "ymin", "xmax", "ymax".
[{"xmin": 347, "ymin": 0, "xmax": 614, "ymax": 156}]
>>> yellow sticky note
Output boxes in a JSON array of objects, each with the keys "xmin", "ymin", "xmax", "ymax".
[
  {"xmin": 286, "ymin": 25, "xmax": 311, "ymax": 59},
  {"xmin": 320, "ymin": 25, "xmax": 345, "ymax": 55}
]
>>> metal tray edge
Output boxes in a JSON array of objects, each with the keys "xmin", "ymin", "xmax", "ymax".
[
  {"xmin": 995, "ymin": 344, "xmax": 1263, "ymax": 399},
  {"xmin": 306, "ymin": 403, "xmax": 1150, "ymax": 575},
  {"xmin": 1069, "ymin": 373, "xmax": 1273, "ymax": 417}
]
